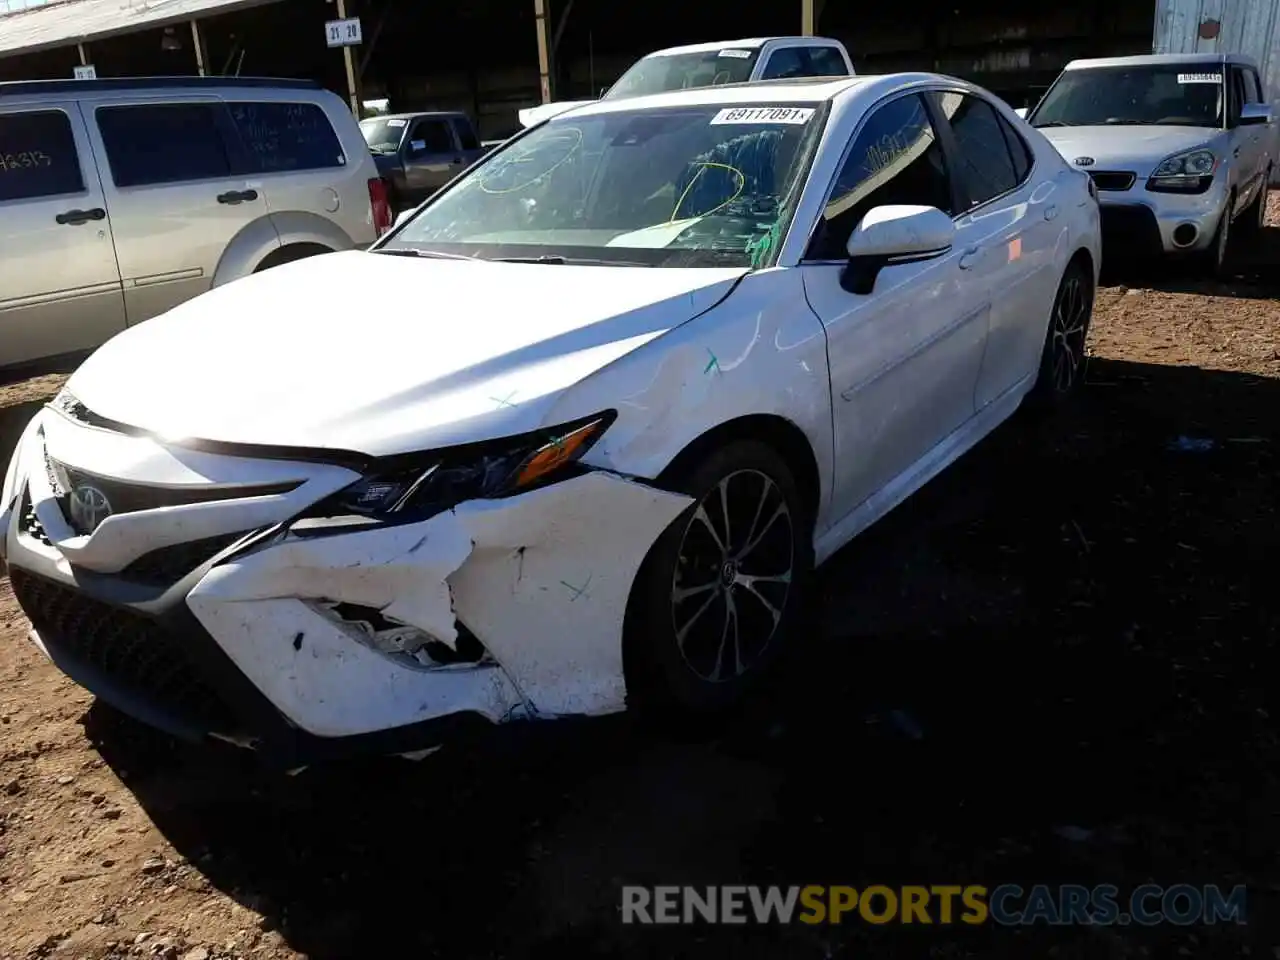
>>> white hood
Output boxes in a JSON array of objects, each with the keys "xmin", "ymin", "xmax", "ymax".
[
  {"xmin": 1038, "ymin": 125, "xmax": 1224, "ymax": 177},
  {"xmin": 66, "ymin": 251, "xmax": 747, "ymax": 457},
  {"xmin": 518, "ymin": 100, "xmax": 596, "ymax": 127}
]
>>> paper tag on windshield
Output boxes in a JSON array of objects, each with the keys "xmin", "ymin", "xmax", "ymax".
[
  {"xmin": 1178, "ymin": 73, "xmax": 1222, "ymax": 84},
  {"xmin": 718, "ymin": 49, "xmax": 753, "ymax": 58},
  {"xmin": 386, "ymin": 118, "xmax": 407, "ymax": 126},
  {"xmin": 710, "ymin": 106, "xmax": 814, "ymax": 125}
]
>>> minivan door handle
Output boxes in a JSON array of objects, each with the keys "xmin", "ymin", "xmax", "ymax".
[
  {"xmin": 55, "ymin": 207, "xmax": 106, "ymax": 226},
  {"xmin": 216, "ymin": 189, "xmax": 259, "ymax": 205}
]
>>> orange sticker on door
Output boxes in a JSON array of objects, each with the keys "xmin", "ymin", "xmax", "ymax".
[{"xmin": 1007, "ymin": 237, "xmax": 1022, "ymax": 262}]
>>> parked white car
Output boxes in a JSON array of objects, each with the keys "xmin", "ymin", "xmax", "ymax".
[
  {"xmin": 518, "ymin": 36, "xmax": 854, "ymax": 127},
  {"xmin": 1028, "ymin": 53, "xmax": 1276, "ymax": 276},
  {"xmin": 1, "ymin": 73, "xmax": 1100, "ymax": 766}
]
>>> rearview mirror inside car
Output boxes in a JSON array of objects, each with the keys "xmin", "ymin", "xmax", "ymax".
[{"xmin": 842, "ymin": 205, "xmax": 956, "ymax": 295}]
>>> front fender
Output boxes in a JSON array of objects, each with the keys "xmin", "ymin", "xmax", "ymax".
[{"xmin": 549, "ymin": 269, "xmax": 837, "ymax": 530}]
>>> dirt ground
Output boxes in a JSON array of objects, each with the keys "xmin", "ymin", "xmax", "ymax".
[{"xmin": 1, "ymin": 197, "xmax": 1278, "ymax": 960}]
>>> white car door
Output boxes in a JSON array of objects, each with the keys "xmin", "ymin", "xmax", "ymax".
[
  {"xmin": 799, "ymin": 91, "xmax": 991, "ymax": 524},
  {"xmin": 930, "ymin": 90, "xmax": 1062, "ymax": 409}
]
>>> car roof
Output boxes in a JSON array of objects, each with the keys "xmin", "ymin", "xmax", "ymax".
[
  {"xmin": 543, "ymin": 72, "xmax": 972, "ymax": 122},
  {"xmin": 0, "ymin": 76, "xmax": 320, "ymax": 99},
  {"xmin": 1065, "ymin": 52, "xmax": 1258, "ymax": 70},
  {"xmin": 644, "ymin": 36, "xmax": 841, "ymax": 57}
]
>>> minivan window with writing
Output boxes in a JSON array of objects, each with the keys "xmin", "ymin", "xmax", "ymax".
[
  {"xmin": 0, "ymin": 110, "xmax": 85, "ymax": 202},
  {"xmin": 96, "ymin": 103, "xmax": 233, "ymax": 188}
]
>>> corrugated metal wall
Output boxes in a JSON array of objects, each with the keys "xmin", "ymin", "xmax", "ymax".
[{"xmin": 1153, "ymin": 0, "xmax": 1280, "ymax": 101}]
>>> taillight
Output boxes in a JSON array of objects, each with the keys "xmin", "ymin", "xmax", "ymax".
[{"xmin": 368, "ymin": 177, "xmax": 392, "ymax": 236}]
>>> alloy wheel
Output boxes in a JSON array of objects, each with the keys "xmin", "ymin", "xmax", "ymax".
[
  {"xmin": 1050, "ymin": 270, "xmax": 1091, "ymax": 393},
  {"xmin": 669, "ymin": 469, "xmax": 795, "ymax": 683}
]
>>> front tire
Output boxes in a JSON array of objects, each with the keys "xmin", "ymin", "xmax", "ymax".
[
  {"xmin": 1026, "ymin": 257, "xmax": 1094, "ymax": 412},
  {"xmin": 1201, "ymin": 194, "xmax": 1235, "ymax": 278},
  {"xmin": 624, "ymin": 440, "xmax": 814, "ymax": 720}
]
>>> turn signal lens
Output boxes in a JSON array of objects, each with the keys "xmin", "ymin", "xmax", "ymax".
[{"xmin": 512, "ymin": 419, "xmax": 606, "ymax": 488}]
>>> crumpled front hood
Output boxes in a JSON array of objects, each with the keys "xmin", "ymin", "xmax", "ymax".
[
  {"xmin": 1038, "ymin": 125, "xmax": 1224, "ymax": 176},
  {"xmin": 66, "ymin": 251, "xmax": 747, "ymax": 457}
]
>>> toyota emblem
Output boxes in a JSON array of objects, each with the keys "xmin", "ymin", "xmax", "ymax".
[
  {"xmin": 68, "ymin": 484, "xmax": 113, "ymax": 535},
  {"xmin": 1074, "ymin": 157, "xmax": 1095, "ymax": 167}
]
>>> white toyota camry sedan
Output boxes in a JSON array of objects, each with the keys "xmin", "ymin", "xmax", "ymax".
[{"xmin": 0, "ymin": 74, "xmax": 1100, "ymax": 765}]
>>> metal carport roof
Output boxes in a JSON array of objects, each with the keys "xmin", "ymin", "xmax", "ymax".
[{"xmin": 0, "ymin": 0, "xmax": 285, "ymax": 59}]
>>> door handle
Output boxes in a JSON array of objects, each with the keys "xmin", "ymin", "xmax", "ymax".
[
  {"xmin": 55, "ymin": 207, "xmax": 106, "ymax": 225},
  {"xmin": 216, "ymin": 189, "xmax": 259, "ymax": 205},
  {"xmin": 1233, "ymin": 146, "xmax": 1241, "ymax": 157},
  {"xmin": 1044, "ymin": 203, "xmax": 1059, "ymax": 221},
  {"xmin": 958, "ymin": 245, "xmax": 981, "ymax": 269}
]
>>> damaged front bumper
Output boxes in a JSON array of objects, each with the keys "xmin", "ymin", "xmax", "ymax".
[{"xmin": 2, "ymin": 407, "xmax": 691, "ymax": 766}]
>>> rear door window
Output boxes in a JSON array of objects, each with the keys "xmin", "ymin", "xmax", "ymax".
[
  {"xmin": 933, "ymin": 92, "xmax": 1020, "ymax": 208},
  {"xmin": 96, "ymin": 103, "xmax": 234, "ymax": 187},
  {"xmin": 0, "ymin": 109, "xmax": 85, "ymax": 202},
  {"xmin": 760, "ymin": 48, "xmax": 808, "ymax": 80},
  {"xmin": 227, "ymin": 101, "xmax": 346, "ymax": 173}
]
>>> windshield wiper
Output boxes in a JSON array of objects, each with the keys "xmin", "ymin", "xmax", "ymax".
[
  {"xmin": 372, "ymin": 248, "xmax": 478, "ymax": 260},
  {"xmin": 1033, "ymin": 120, "xmax": 1074, "ymax": 127},
  {"xmin": 1103, "ymin": 119, "xmax": 1160, "ymax": 125},
  {"xmin": 493, "ymin": 255, "xmax": 652, "ymax": 267}
]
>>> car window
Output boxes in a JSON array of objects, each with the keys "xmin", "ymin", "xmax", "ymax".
[
  {"xmin": 761, "ymin": 48, "xmax": 807, "ymax": 80},
  {"xmin": 227, "ymin": 101, "xmax": 345, "ymax": 173},
  {"xmin": 806, "ymin": 47, "xmax": 850, "ymax": 77},
  {"xmin": 453, "ymin": 118, "xmax": 480, "ymax": 151},
  {"xmin": 1228, "ymin": 70, "xmax": 1244, "ymax": 124},
  {"xmin": 604, "ymin": 49, "xmax": 761, "ymax": 99},
  {"xmin": 0, "ymin": 110, "xmax": 85, "ymax": 203},
  {"xmin": 809, "ymin": 93, "xmax": 952, "ymax": 260},
  {"xmin": 96, "ymin": 103, "xmax": 233, "ymax": 188},
  {"xmin": 1031, "ymin": 64, "xmax": 1224, "ymax": 128},
  {"xmin": 934, "ymin": 92, "xmax": 1019, "ymax": 207},
  {"xmin": 1235, "ymin": 67, "xmax": 1260, "ymax": 104},
  {"xmin": 411, "ymin": 119, "xmax": 454, "ymax": 153},
  {"xmin": 997, "ymin": 111, "xmax": 1033, "ymax": 181},
  {"xmin": 1247, "ymin": 69, "xmax": 1265, "ymax": 102}
]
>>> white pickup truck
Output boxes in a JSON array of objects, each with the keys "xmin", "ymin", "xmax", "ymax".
[{"xmin": 518, "ymin": 36, "xmax": 855, "ymax": 127}]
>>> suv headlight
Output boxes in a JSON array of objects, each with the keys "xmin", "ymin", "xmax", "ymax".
[
  {"xmin": 1148, "ymin": 148, "xmax": 1217, "ymax": 193},
  {"xmin": 306, "ymin": 411, "xmax": 614, "ymax": 523}
]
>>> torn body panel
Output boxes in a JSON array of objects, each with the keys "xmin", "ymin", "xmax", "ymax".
[{"xmin": 186, "ymin": 471, "xmax": 692, "ymax": 739}]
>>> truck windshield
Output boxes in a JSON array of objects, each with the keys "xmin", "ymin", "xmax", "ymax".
[
  {"xmin": 603, "ymin": 49, "xmax": 761, "ymax": 99},
  {"xmin": 361, "ymin": 118, "xmax": 407, "ymax": 153},
  {"xmin": 381, "ymin": 102, "xmax": 826, "ymax": 268},
  {"xmin": 1030, "ymin": 64, "xmax": 1225, "ymax": 128}
]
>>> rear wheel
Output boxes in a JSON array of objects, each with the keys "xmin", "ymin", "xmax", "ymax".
[
  {"xmin": 1238, "ymin": 173, "xmax": 1271, "ymax": 239},
  {"xmin": 254, "ymin": 243, "xmax": 333, "ymax": 273},
  {"xmin": 1026, "ymin": 257, "xmax": 1094, "ymax": 411},
  {"xmin": 624, "ymin": 440, "xmax": 814, "ymax": 720}
]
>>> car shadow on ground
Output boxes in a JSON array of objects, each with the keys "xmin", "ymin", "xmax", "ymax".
[
  {"xmin": 81, "ymin": 355, "xmax": 1277, "ymax": 958},
  {"xmin": 1101, "ymin": 218, "xmax": 1280, "ymax": 299}
]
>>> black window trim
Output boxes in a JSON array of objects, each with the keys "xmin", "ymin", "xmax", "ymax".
[
  {"xmin": 798, "ymin": 86, "xmax": 967, "ymax": 264},
  {"xmin": 929, "ymin": 87, "xmax": 1037, "ymax": 217},
  {"xmin": 0, "ymin": 105, "xmax": 89, "ymax": 203}
]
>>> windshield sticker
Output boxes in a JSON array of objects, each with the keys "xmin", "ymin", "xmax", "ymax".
[
  {"xmin": 718, "ymin": 49, "xmax": 753, "ymax": 59},
  {"xmin": 386, "ymin": 118, "xmax": 408, "ymax": 126},
  {"xmin": 1178, "ymin": 73, "xmax": 1222, "ymax": 84},
  {"xmin": 710, "ymin": 106, "xmax": 815, "ymax": 125}
]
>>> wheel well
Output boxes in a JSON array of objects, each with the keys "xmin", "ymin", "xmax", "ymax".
[
  {"xmin": 255, "ymin": 242, "xmax": 333, "ymax": 273},
  {"xmin": 1069, "ymin": 246, "xmax": 1094, "ymax": 280},
  {"xmin": 655, "ymin": 414, "xmax": 822, "ymax": 526}
]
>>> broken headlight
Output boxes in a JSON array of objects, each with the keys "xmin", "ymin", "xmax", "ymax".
[{"xmin": 315, "ymin": 412, "xmax": 614, "ymax": 520}]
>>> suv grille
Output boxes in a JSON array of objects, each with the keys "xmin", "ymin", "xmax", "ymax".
[
  {"xmin": 119, "ymin": 531, "xmax": 250, "ymax": 587},
  {"xmin": 9, "ymin": 570, "xmax": 238, "ymax": 735},
  {"xmin": 1088, "ymin": 171, "xmax": 1136, "ymax": 191}
]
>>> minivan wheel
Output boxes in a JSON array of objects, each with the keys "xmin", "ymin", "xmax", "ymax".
[
  {"xmin": 1202, "ymin": 196, "xmax": 1234, "ymax": 278},
  {"xmin": 1239, "ymin": 175, "xmax": 1271, "ymax": 238},
  {"xmin": 254, "ymin": 243, "xmax": 333, "ymax": 273},
  {"xmin": 624, "ymin": 440, "xmax": 814, "ymax": 720}
]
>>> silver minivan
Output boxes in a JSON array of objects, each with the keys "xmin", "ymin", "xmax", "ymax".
[{"xmin": 0, "ymin": 76, "xmax": 392, "ymax": 373}]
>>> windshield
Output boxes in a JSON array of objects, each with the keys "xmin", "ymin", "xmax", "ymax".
[
  {"xmin": 1031, "ymin": 64, "xmax": 1225, "ymax": 128},
  {"xmin": 604, "ymin": 49, "xmax": 761, "ymax": 100},
  {"xmin": 361, "ymin": 117, "xmax": 408, "ymax": 153},
  {"xmin": 381, "ymin": 102, "xmax": 825, "ymax": 268}
]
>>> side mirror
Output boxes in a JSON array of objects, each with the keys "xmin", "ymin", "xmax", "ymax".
[
  {"xmin": 1240, "ymin": 102, "xmax": 1274, "ymax": 126},
  {"xmin": 1014, "ymin": 107, "xmax": 1029, "ymax": 119},
  {"xmin": 842, "ymin": 205, "xmax": 955, "ymax": 295}
]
